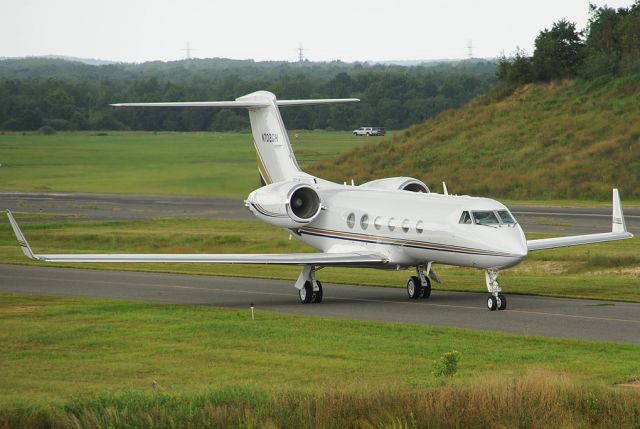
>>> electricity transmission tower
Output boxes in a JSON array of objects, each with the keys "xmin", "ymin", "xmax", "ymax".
[{"xmin": 182, "ymin": 42, "xmax": 192, "ymax": 60}]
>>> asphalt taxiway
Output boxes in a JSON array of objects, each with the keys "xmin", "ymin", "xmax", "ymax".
[{"xmin": 1, "ymin": 264, "xmax": 638, "ymax": 344}]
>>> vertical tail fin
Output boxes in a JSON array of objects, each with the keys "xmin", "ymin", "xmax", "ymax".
[
  {"xmin": 111, "ymin": 92, "xmax": 358, "ymax": 184},
  {"xmin": 236, "ymin": 91, "xmax": 300, "ymax": 184}
]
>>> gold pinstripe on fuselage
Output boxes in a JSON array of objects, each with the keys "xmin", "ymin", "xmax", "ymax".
[{"xmin": 299, "ymin": 226, "xmax": 517, "ymax": 258}]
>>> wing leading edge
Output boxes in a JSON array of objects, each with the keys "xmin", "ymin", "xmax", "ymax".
[
  {"xmin": 526, "ymin": 189, "xmax": 633, "ymax": 251},
  {"xmin": 6, "ymin": 211, "xmax": 386, "ymax": 266}
]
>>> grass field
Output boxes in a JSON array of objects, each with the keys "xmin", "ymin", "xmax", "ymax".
[
  {"xmin": 1, "ymin": 293, "xmax": 639, "ymax": 428},
  {"xmin": 2, "ymin": 215, "xmax": 639, "ymax": 302},
  {"xmin": 0, "ymin": 131, "xmax": 379, "ymax": 199}
]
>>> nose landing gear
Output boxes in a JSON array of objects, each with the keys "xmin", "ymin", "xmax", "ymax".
[{"xmin": 485, "ymin": 269, "xmax": 507, "ymax": 311}]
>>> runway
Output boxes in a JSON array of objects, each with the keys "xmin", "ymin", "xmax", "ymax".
[
  {"xmin": 1, "ymin": 264, "xmax": 638, "ymax": 344},
  {"xmin": 2, "ymin": 192, "xmax": 639, "ymax": 234}
]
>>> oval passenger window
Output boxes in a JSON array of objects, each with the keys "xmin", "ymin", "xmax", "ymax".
[
  {"xmin": 360, "ymin": 214, "xmax": 369, "ymax": 230},
  {"xmin": 388, "ymin": 218, "xmax": 396, "ymax": 231},
  {"xmin": 347, "ymin": 213, "xmax": 355, "ymax": 228}
]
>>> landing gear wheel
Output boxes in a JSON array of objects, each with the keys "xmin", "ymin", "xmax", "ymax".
[
  {"xmin": 407, "ymin": 276, "xmax": 423, "ymax": 299},
  {"xmin": 497, "ymin": 294, "xmax": 507, "ymax": 311},
  {"xmin": 312, "ymin": 281, "xmax": 323, "ymax": 303},
  {"xmin": 421, "ymin": 277, "xmax": 432, "ymax": 299},
  {"xmin": 487, "ymin": 295, "xmax": 498, "ymax": 311},
  {"xmin": 299, "ymin": 281, "xmax": 313, "ymax": 304}
]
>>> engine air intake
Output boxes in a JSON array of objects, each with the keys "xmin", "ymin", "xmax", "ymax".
[{"xmin": 289, "ymin": 186, "xmax": 321, "ymax": 220}]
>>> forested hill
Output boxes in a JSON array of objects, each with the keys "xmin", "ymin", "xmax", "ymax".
[
  {"xmin": 309, "ymin": 75, "xmax": 640, "ymax": 201},
  {"xmin": 0, "ymin": 57, "xmax": 496, "ymax": 132}
]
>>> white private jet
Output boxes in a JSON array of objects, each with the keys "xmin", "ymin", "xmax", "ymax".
[{"xmin": 7, "ymin": 91, "xmax": 634, "ymax": 310}]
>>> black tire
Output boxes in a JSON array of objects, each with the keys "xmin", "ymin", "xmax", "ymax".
[
  {"xmin": 487, "ymin": 295, "xmax": 498, "ymax": 311},
  {"xmin": 312, "ymin": 281, "xmax": 323, "ymax": 303},
  {"xmin": 299, "ymin": 281, "xmax": 313, "ymax": 304},
  {"xmin": 421, "ymin": 276, "xmax": 432, "ymax": 299},
  {"xmin": 407, "ymin": 276, "xmax": 423, "ymax": 299},
  {"xmin": 497, "ymin": 294, "xmax": 507, "ymax": 310}
]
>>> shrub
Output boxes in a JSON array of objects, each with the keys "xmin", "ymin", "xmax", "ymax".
[
  {"xmin": 432, "ymin": 350, "xmax": 460, "ymax": 378},
  {"xmin": 38, "ymin": 125, "xmax": 56, "ymax": 135}
]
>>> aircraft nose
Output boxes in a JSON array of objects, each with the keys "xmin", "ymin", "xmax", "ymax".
[
  {"xmin": 514, "ymin": 235, "xmax": 528, "ymax": 257},
  {"xmin": 504, "ymin": 226, "xmax": 528, "ymax": 258}
]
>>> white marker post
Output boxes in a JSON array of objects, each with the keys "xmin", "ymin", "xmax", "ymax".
[{"xmin": 250, "ymin": 303, "xmax": 255, "ymax": 320}]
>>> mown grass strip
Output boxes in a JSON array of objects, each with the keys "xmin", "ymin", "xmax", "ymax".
[{"xmin": 0, "ymin": 293, "xmax": 639, "ymax": 428}]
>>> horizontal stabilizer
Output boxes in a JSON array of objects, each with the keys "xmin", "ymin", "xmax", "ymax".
[
  {"xmin": 277, "ymin": 98, "xmax": 359, "ymax": 106},
  {"xmin": 6, "ymin": 211, "xmax": 386, "ymax": 266},
  {"xmin": 110, "ymin": 101, "xmax": 271, "ymax": 108},
  {"xmin": 111, "ymin": 98, "xmax": 359, "ymax": 109}
]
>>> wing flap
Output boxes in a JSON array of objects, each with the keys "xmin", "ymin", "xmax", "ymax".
[{"xmin": 6, "ymin": 211, "xmax": 386, "ymax": 266}]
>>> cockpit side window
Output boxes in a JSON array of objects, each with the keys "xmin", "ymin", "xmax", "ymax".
[
  {"xmin": 472, "ymin": 211, "xmax": 500, "ymax": 225},
  {"xmin": 497, "ymin": 210, "xmax": 516, "ymax": 224},
  {"xmin": 459, "ymin": 211, "xmax": 472, "ymax": 224}
]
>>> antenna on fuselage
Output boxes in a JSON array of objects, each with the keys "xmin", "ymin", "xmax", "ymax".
[{"xmin": 442, "ymin": 182, "xmax": 449, "ymax": 196}]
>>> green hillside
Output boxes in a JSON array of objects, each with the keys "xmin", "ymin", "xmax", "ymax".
[{"xmin": 309, "ymin": 75, "xmax": 640, "ymax": 201}]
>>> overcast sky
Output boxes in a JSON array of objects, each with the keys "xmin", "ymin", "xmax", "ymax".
[{"xmin": 0, "ymin": 1, "xmax": 634, "ymax": 63}]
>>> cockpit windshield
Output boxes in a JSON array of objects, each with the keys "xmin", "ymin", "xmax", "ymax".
[
  {"xmin": 459, "ymin": 211, "xmax": 472, "ymax": 224},
  {"xmin": 497, "ymin": 210, "xmax": 517, "ymax": 225},
  {"xmin": 472, "ymin": 211, "xmax": 500, "ymax": 225}
]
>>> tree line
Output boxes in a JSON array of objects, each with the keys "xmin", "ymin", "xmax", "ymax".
[
  {"xmin": 0, "ymin": 58, "xmax": 496, "ymax": 132},
  {"xmin": 498, "ymin": 2, "xmax": 640, "ymax": 86}
]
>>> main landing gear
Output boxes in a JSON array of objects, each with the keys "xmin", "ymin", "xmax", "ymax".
[
  {"xmin": 406, "ymin": 265, "xmax": 433, "ymax": 299},
  {"xmin": 296, "ymin": 265, "xmax": 323, "ymax": 304},
  {"xmin": 299, "ymin": 280, "xmax": 323, "ymax": 304},
  {"xmin": 485, "ymin": 269, "xmax": 507, "ymax": 311}
]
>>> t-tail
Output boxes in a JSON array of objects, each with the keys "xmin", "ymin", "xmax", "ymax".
[{"xmin": 111, "ymin": 91, "xmax": 358, "ymax": 185}]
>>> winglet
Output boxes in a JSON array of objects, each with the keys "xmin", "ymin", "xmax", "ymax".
[
  {"xmin": 5, "ymin": 210, "xmax": 39, "ymax": 260},
  {"xmin": 612, "ymin": 188, "xmax": 627, "ymax": 233}
]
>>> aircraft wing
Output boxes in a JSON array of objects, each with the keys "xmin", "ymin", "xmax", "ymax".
[
  {"xmin": 6, "ymin": 211, "xmax": 387, "ymax": 266},
  {"xmin": 527, "ymin": 189, "xmax": 634, "ymax": 251}
]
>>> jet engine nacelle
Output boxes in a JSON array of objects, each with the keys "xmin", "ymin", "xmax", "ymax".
[
  {"xmin": 359, "ymin": 177, "xmax": 430, "ymax": 193},
  {"xmin": 246, "ymin": 181, "xmax": 322, "ymax": 228}
]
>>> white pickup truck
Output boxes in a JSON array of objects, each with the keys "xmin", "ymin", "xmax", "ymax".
[{"xmin": 352, "ymin": 127, "xmax": 386, "ymax": 136}]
